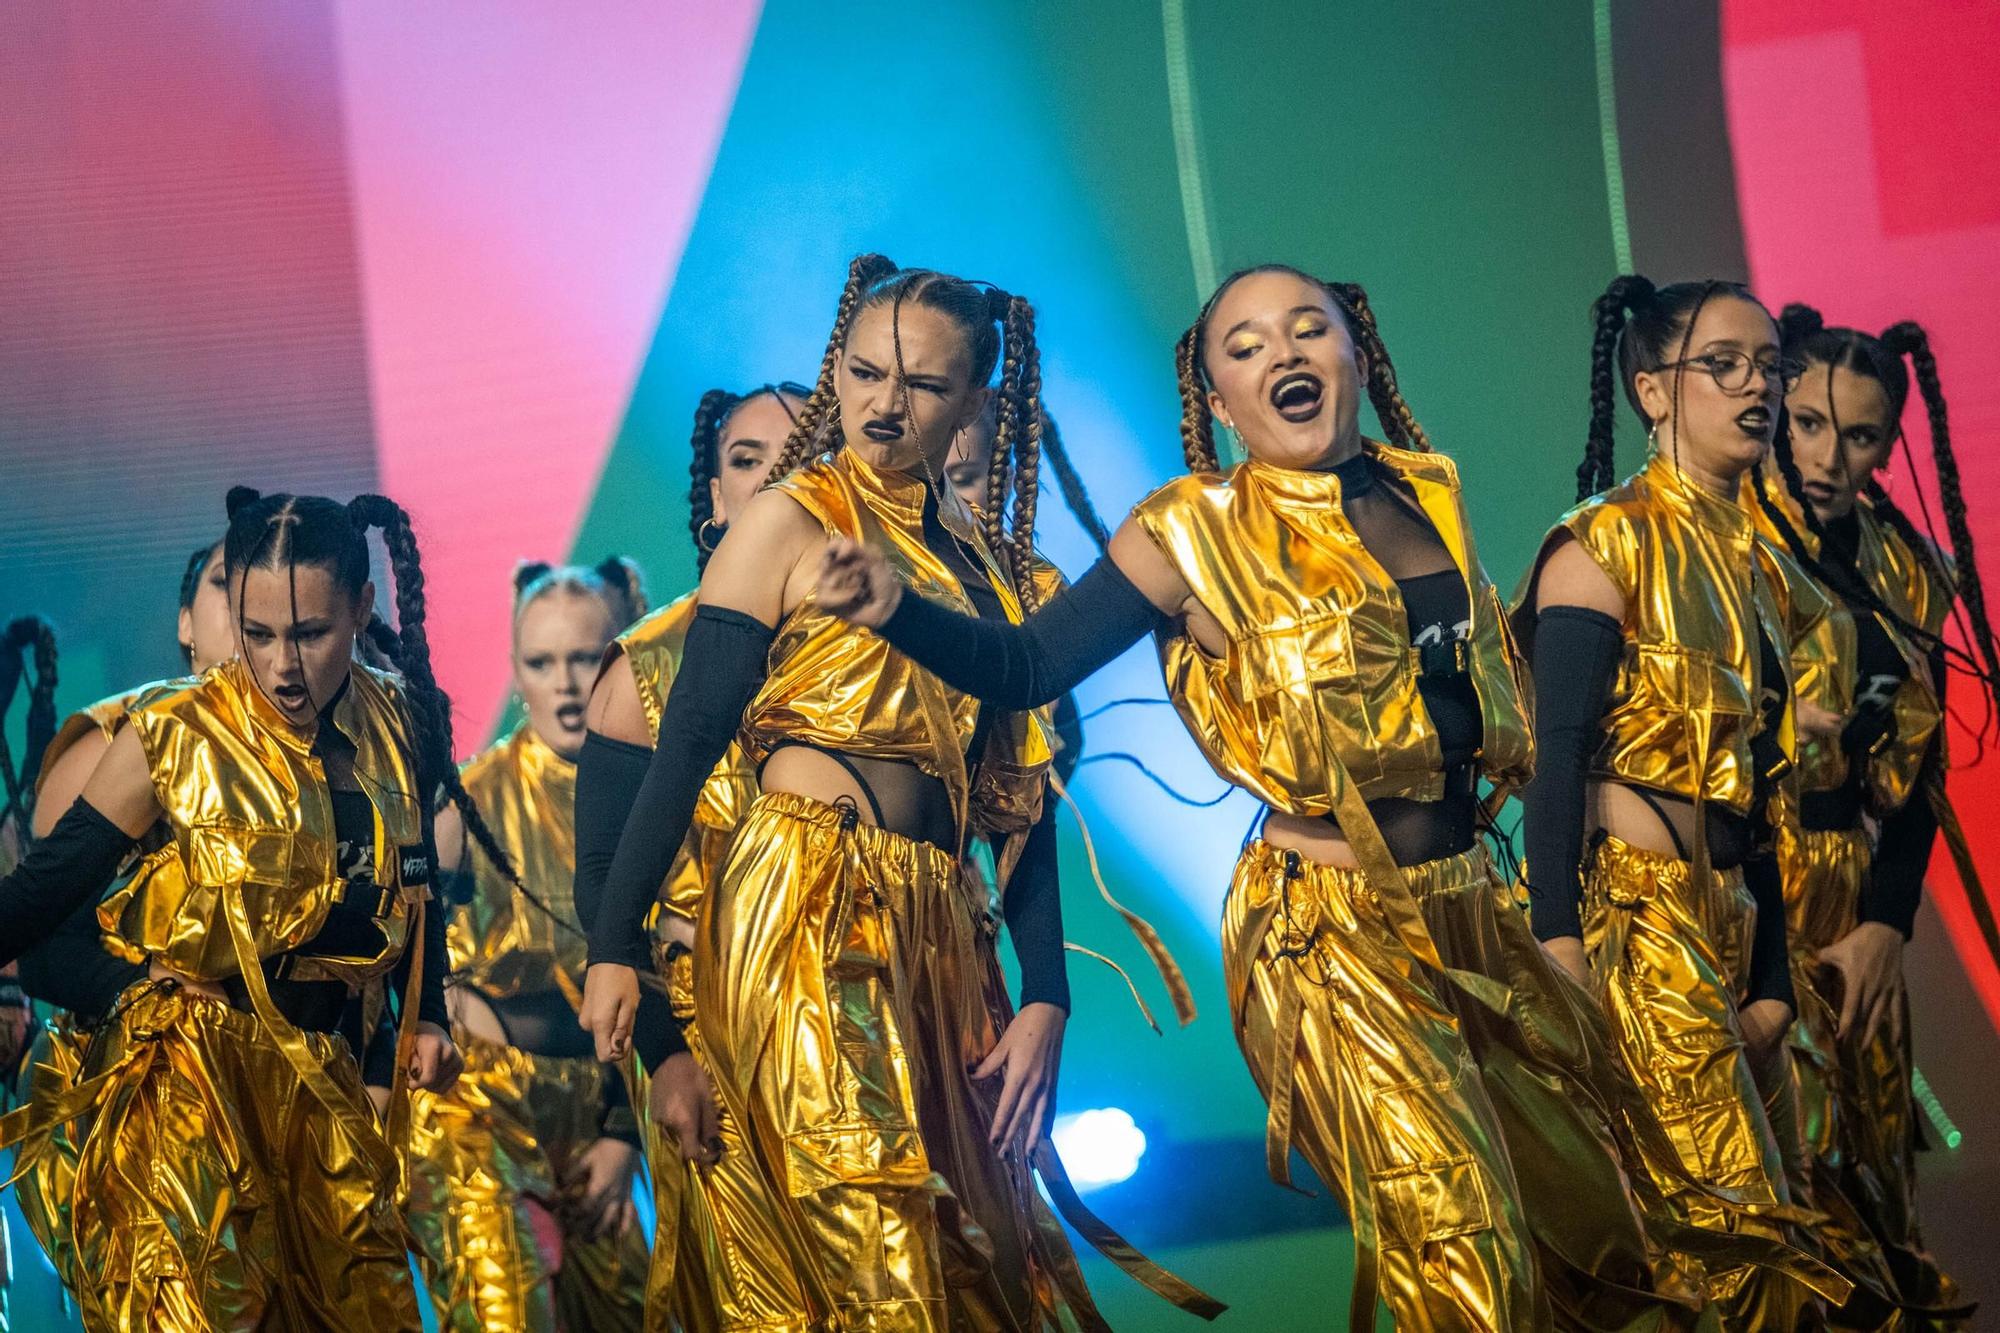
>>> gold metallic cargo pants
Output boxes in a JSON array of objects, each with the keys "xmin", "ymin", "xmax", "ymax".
[
  {"xmin": 1582, "ymin": 834, "xmax": 1820, "ymax": 1327},
  {"xmin": 1224, "ymin": 839, "xmax": 1545, "ymax": 1332},
  {"xmin": 694, "ymin": 791, "xmax": 1104, "ymax": 1333},
  {"xmin": 1775, "ymin": 821, "xmax": 1965, "ymax": 1322},
  {"xmin": 12, "ymin": 1015, "xmax": 88, "ymax": 1299},
  {"xmin": 67, "ymin": 982, "xmax": 420, "ymax": 1332},
  {"xmin": 406, "ymin": 1031, "xmax": 649, "ymax": 1333}
]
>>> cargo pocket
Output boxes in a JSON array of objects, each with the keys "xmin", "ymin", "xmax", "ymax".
[{"xmin": 1371, "ymin": 1153, "xmax": 1493, "ymax": 1250}]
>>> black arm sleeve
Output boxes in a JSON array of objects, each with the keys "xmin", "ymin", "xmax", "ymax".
[
  {"xmin": 1520, "ymin": 606, "xmax": 1625, "ymax": 941},
  {"xmin": 392, "ymin": 808, "xmax": 450, "ymax": 1029},
  {"xmin": 15, "ymin": 893, "xmax": 144, "ymax": 1020},
  {"xmin": 1742, "ymin": 851, "xmax": 1797, "ymax": 1010},
  {"xmin": 573, "ymin": 729, "xmax": 655, "ymax": 938},
  {"xmin": 875, "ymin": 556, "xmax": 1163, "ymax": 710},
  {"xmin": 1863, "ymin": 645, "xmax": 1947, "ymax": 938},
  {"xmin": 0, "ymin": 799, "xmax": 137, "ymax": 968},
  {"xmin": 1003, "ymin": 797, "xmax": 1070, "ymax": 1013},
  {"xmin": 360, "ymin": 999, "xmax": 399, "ymax": 1088},
  {"xmin": 589, "ymin": 605, "xmax": 773, "ymax": 970}
]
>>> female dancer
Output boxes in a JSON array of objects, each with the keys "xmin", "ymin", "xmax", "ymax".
[
  {"xmin": 574, "ymin": 381, "xmax": 804, "ymax": 1330},
  {"xmin": 407, "ymin": 557, "xmax": 653, "ymax": 1331},
  {"xmin": 823, "ymin": 263, "xmax": 1623, "ymax": 1329},
  {"xmin": 7, "ymin": 541, "xmax": 237, "ymax": 1303},
  {"xmin": 0, "ymin": 488, "xmax": 472, "ymax": 1329},
  {"xmin": 579, "ymin": 257, "xmax": 1218, "ymax": 1330},
  {"xmin": 1516, "ymin": 276, "xmax": 1844, "ymax": 1325},
  {"xmin": 1753, "ymin": 304, "xmax": 1981, "ymax": 1318}
]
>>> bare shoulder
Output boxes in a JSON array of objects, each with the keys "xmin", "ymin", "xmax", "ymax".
[
  {"xmin": 1534, "ymin": 534, "xmax": 1625, "ymax": 619},
  {"xmin": 1107, "ymin": 514, "xmax": 1191, "ymax": 618},
  {"xmin": 31, "ymin": 730, "xmax": 111, "ymax": 839},
  {"xmin": 702, "ymin": 486, "xmax": 826, "ymax": 625},
  {"xmin": 585, "ymin": 647, "xmax": 651, "ymax": 744},
  {"xmin": 79, "ymin": 725, "xmax": 166, "ymax": 838}
]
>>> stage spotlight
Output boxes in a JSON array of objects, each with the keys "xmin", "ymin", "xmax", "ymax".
[{"xmin": 1051, "ymin": 1107, "xmax": 1147, "ymax": 1191}]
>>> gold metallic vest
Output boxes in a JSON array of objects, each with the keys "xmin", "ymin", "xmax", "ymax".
[
  {"xmin": 1132, "ymin": 444, "xmax": 1534, "ymax": 816},
  {"xmin": 447, "ymin": 723, "xmax": 585, "ymax": 997},
  {"xmin": 613, "ymin": 592, "xmax": 759, "ymax": 920},
  {"xmin": 36, "ymin": 692, "xmax": 142, "ymax": 793},
  {"xmin": 1529, "ymin": 454, "xmax": 1825, "ymax": 815},
  {"xmin": 100, "ymin": 657, "xmax": 425, "ymax": 986},
  {"xmin": 1748, "ymin": 483, "xmax": 1858, "ymax": 797},
  {"xmin": 1852, "ymin": 502, "xmax": 1950, "ymax": 814},
  {"xmin": 750, "ymin": 449, "xmax": 1056, "ymax": 850}
]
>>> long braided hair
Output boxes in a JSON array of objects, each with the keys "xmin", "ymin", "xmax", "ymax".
[
  {"xmin": 688, "ymin": 382, "xmax": 810, "ymax": 572},
  {"xmin": 769, "ymin": 256, "xmax": 1053, "ymax": 612},
  {"xmin": 0, "ymin": 617, "xmax": 59, "ymax": 842},
  {"xmin": 1174, "ymin": 265, "xmax": 1430, "ymax": 473},
  {"xmin": 1771, "ymin": 305, "xmax": 2000, "ymax": 731},
  {"xmin": 222, "ymin": 487, "xmax": 522, "ymax": 888}
]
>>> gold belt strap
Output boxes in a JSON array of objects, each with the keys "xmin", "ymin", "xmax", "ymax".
[
  {"xmin": 0, "ymin": 1051, "xmax": 143, "ymax": 1189},
  {"xmin": 1049, "ymin": 773, "xmax": 1198, "ymax": 1025},
  {"xmin": 1263, "ymin": 974, "xmax": 1309, "ymax": 1196},
  {"xmin": 1062, "ymin": 941, "xmax": 1161, "ymax": 1035},
  {"xmin": 1321, "ymin": 759, "xmax": 1510, "ymax": 1016},
  {"xmin": 1032, "ymin": 1141, "xmax": 1226, "ymax": 1320},
  {"xmin": 222, "ymin": 887, "xmax": 400, "ymax": 1189}
]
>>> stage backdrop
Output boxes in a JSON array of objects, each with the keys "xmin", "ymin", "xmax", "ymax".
[{"xmin": 4, "ymin": 2, "xmax": 1995, "ymax": 1326}]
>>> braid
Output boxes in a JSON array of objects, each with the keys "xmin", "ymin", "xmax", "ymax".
[
  {"xmin": 770, "ymin": 253, "xmax": 898, "ymax": 481},
  {"xmin": 360, "ymin": 614, "xmax": 402, "ymax": 669},
  {"xmin": 1175, "ymin": 325, "xmax": 1219, "ymax": 472},
  {"xmin": 980, "ymin": 299, "xmax": 1018, "ymax": 585},
  {"xmin": 344, "ymin": 495, "xmax": 522, "ymax": 893},
  {"xmin": 1884, "ymin": 322, "xmax": 2000, "ymax": 713},
  {"xmin": 1040, "ymin": 411, "xmax": 1111, "ymax": 552},
  {"xmin": 1328, "ymin": 282, "xmax": 1431, "ymax": 452},
  {"xmin": 0, "ymin": 617, "xmax": 58, "ymax": 838},
  {"xmin": 688, "ymin": 388, "xmax": 737, "ymax": 571},
  {"xmin": 1583, "ymin": 275, "xmax": 1654, "ymax": 502},
  {"xmin": 1000, "ymin": 295, "xmax": 1048, "ymax": 610}
]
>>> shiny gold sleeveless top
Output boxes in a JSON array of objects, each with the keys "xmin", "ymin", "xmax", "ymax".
[
  {"xmin": 37, "ymin": 692, "xmax": 141, "ymax": 790},
  {"xmin": 1534, "ymin": 453, "xmax": 1824, "ymax": 815},
  {"xmin": 613, "ymin": 592, "xmax": 758, "ymax": 920},
  {"xmin": 750, "ymin": 449, "xmax": 1055, "ymax": 847},
  {"xmin": 447, "ymin": 723, "xmax": 585, "ymax": 996},
  {"xmin": 100, "ymin": 657, "xmax": 424, "ymax": 985},
  {"xmin": 1851, "ymin": 501, "xmax": 1950, "ymax": 813},
  {"xmin": 1748, "ymin": 483, "xmax": 1858, "ymax": 796},
  {"xmin": 1131, "ymin": 444, "xmax": 1534, "ymax": 816}
]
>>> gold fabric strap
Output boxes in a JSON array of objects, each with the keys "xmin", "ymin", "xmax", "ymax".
[
  {"xmin": 1049, "ymin": 774, "xmax": 1198, "ymax": 1025},
  {"xmin": 1263, "ymin": 975, "xmax": 1309, "ymax": 1196},
  {"xmin": 1032, "ymin": 1141, "xmax": 1226, "ymax": 1320},
  {"xmin": 222, "ymin": 886, "xmax": 401, "ymax": 1189},
  {"xmin": 1061, "ymin": 941, "xmax": 1161, "ymax": 1035}
]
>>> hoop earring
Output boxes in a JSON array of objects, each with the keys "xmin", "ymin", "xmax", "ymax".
[
  {"xmin": 697, "ymin": 518, "xmax": 722, "ymax": 552},
  {"xmin": 1646, "ymin": 421, "xmax": 1659, "ymax": 452}
]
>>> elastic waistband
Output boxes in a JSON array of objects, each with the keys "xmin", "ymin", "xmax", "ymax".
[
  {"xmin": 748, "ymin": 789, "xmax": 958, "ymax": 880},
  {"xmin": 1586, "ymin": 832, "xmax": 1745, "ymax": 886}
]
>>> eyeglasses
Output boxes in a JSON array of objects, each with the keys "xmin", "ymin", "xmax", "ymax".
[{"xmin": 1652, "ymin": 351, "xmax": 1806, "ymax": 394}]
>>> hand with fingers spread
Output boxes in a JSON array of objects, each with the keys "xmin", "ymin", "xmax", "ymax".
[
  {"xmin": 565, "ymin": 1136, "xmax": 641, "ymax": 1240},
  {"xmin": 580, "ymin": 962, "xmax": 641, "ymax": 1063},
  {"xmin": 1817, "ymin": 921, "xmax": 1905, "ymax": 1048},
  {"xmin": 817, "ymin": 538, "xmax": 902, "ymax": 628},
  {"xmin": 650, "ymin": 1050, "xmax": 723, "ymax": 1167},
  {"xmin": 407, "ymin": 1021, "xmax": 463, "ymax": 1094},
  {"xmin": 974, "ymin": 1001, "xmax": 1066, "ymax": 1160}
]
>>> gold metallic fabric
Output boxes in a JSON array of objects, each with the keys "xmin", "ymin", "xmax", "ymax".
[
  {"xmin": 1851, "ymin": 501, "xmax": 1951, "ymax": 814},
  {"xmin": 100, "ymin": 658, "xmax": 425, "ymax": 988},
  {"xmin": 35, "ymin": 691, "xmax": 141, "ymax": 793},
  {"xmin": 1580, "ymin": 835, "xmax": 1834, "ymax": 1326},
  {"xmin": 10, "ymin": 1016, "xmax": 89, "ymax": 1298},
  {"xmin": 1133, "ymin": 444, "xmax": 1532, "ymax": 814},
  {"xmin": 750, "ymin": 451, "xmax": 1055, "ymax": 850},
  {"xmin": 448, "ymin": 723, "xmax": 587, "ymax": 996},
  {"xmin": 1534, "ymin": 455, "xmax": 1815, "ymax": 817},
  {"xmin": 67, "ymin": 983, "xmax": 422, "ymax": 1332},
  {"xmin": 614, "ymin": 592, "xmax": 760, "ymax": 922},
  {"xmin": 1222, "ymin": 838, "xmax": 1544, "ymax": 1332},
  {"xmin": 693, "ymin": 791, "xmax": 1112, "ymax": 1332},
  {"xmin": 406, "ymin": 1032, "xmax": 649, "ymax": 1333}
]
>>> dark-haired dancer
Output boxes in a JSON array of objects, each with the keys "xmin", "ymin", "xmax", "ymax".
[
  {"xmin": 821, "ymin": 265, "xmax": 1572, "ymax": 1329},
  {"xmin": 576, "ymin": 381, "xmax": 805, "ymax": 1330},
  {"xmin": 580, "ymin": 258, "xmax": 1218, "ymax": 1330},
  {"xmin": 404, "ymin": 558, "xmax": 655, "ymax": 1331},
  {"xmin": 1748, "ymin": 305, "xmax": 1981, "ymax": 1320},
  {"xmin": 0, "ymin": 489, "xmax": 472, "ymax": 1329},
  {"xmin": 1516, "ymin": 276, "xmax": 1856, "ymax": 1325},
  {"xmin": 6, "ymin": 543, "xmax": 235, "ymax": 1306}
]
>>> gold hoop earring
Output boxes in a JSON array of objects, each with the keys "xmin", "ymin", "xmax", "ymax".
[
  {"xmin": 1646, "ymin": 421, "xmax": 1659, "ymax": 452},
  {"xmin": 697, "ymin": 518, "xmax": 722, "ymax": 552}
]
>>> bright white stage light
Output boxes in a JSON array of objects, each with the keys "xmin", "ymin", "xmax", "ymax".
[{"xmin": 1050, "ymin": 1107, "xmax": 1147, "ymax": 1191}]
